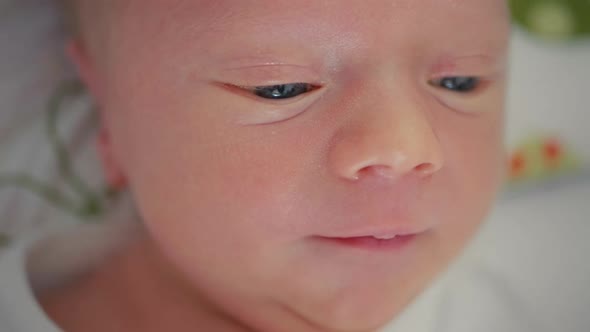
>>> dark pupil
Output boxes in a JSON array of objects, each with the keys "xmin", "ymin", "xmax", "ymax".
[
  {"xmin": 441, "ymin": 77, "xmax": 478, "ymax": 92},
  {"xmin": 254, "ymin": 83, "xmax": 310, "ymax": 99}
]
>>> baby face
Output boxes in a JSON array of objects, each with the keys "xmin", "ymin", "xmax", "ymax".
[{"xmin": 87, "ymin": 0, "xmax": 510, "ymax": 330}]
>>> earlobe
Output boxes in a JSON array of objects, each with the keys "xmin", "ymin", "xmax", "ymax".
[
  {"xmin": 98, "ymin": 126, "xmax": 128, "ymax": 191},
  {"xmin": 65, "ymin": 39, "xmax": 104, "ymax": 103}
]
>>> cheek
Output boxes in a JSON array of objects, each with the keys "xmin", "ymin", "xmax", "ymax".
[
  {"xmin": 108, "ymin": 91, "xmax": 317, "ymax": 249},
  {"xmin": 104, "ymin": 100, "xmax": 321, "ymax": 303},
  {"xmin": 431, "ymin": 109, "xmax": 505, "ymax": 256}
]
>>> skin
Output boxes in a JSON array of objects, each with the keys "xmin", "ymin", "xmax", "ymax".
[{"xmin": 40, "ymin": 1, "xmax": 510, "ymax": 331}]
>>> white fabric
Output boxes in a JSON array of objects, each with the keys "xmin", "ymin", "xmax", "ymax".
[
  {"xmin": 0, "ymin": 220, "xmax": 138, "ymax": 332},
  {"xmin": 475, "ymin": 180, "xmax": 590, "ymax": 332},
  {"xmin": 0, "ymin": 233, "xmax": 61, "ymax": 332}
]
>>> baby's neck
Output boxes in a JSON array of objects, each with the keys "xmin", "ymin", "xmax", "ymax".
[{"xmin": 38, "ymin": 234, "xmax": 252, "ymax": 332}]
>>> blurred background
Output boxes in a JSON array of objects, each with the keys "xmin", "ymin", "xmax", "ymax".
[{"xmin": 0, "ymin": 0, "xmax": 588, "ymax": 331}]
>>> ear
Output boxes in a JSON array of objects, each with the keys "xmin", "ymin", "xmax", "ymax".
[
  {"xmin": 66, "ymin": 39, "xmax": 127, "ymax": 190},
  {"xmin": 65, "ymin": 39, "xmax": 104, "ymax": 103},
  {"xmin": 97, "ymin": 124, "xmax": 128, "ymax": 191}
]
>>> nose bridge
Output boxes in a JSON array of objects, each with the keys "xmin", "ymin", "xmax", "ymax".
[{"xmin": 328, "ymin": 78, "xmax": 445, "ymax": 182}]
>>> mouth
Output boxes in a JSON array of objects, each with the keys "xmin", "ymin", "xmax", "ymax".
[{"xmin": 317, "ymin": 233, "xmax": 418, "ymax": 251}]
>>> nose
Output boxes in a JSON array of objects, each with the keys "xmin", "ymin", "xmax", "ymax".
[{"xmin": 328, "ymin": 84, "xmax": 445, "ymax": 183}]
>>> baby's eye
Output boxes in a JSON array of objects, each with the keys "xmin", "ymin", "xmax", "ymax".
[
  {"xmin": 430, "ymin": 77, "xmax": 480, "ymax": 93},
  {"xmin": 249, "ymin": 83, "xmax": 317, "ymax": 100}
]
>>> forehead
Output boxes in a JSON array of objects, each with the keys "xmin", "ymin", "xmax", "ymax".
[
  {"xmin": 113, "ymin": 0, "xmax": 509, "ymax": 66},
  {"xmin": 124, "ymin": 1, "xmax": 508, "ymax": 32}
]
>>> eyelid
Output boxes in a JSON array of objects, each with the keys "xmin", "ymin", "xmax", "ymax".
[
  {"xmin": 430, "ymin": 54, "xmax": 508, "ymax": 77},
  {"xmin": 218, "ymin": 64, "xmax": 324, "ymax": 87},
  {"xmin": 430, "ymin": 68, "xmax": 501, "ymax": 79},
  {"xmin": 237, "ymin": 82, "xmax": 321, "ymax": 90}
]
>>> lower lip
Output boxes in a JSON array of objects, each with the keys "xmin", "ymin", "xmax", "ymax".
[{"xmin": 319, "ymin": 234, "xmax": 417, "ymax": 252}]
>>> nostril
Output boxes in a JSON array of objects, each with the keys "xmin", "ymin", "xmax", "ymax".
[
  {"xmin": 356, "ymin": 165, "xmax": 397, "ymax": 180},
  {"xmin": 414, "ymin": 163, "xmax": 437, "ymax": 176}
]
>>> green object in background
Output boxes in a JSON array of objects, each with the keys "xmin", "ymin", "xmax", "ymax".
[{"xmin": 510, "ymin": 0, "xmax": 590, "ymax": 40}]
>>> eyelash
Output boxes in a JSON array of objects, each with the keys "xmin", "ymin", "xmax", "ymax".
[{"xmin": 238, "ymin": 76, "xmax": 480, "ymax": 101}]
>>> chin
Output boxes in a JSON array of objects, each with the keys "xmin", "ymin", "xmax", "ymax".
[
  {"xmin": 310, "ymin": 304, "xmax": 400, "ymax": 332},
  {"xmin": 298, "ymin": 285, "xmax": 412, "ymax": 332}
]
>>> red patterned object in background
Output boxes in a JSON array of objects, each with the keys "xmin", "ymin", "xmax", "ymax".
[{"xmin": 507, "ymin": 134, "xmax": 581, "ymax": 185}]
